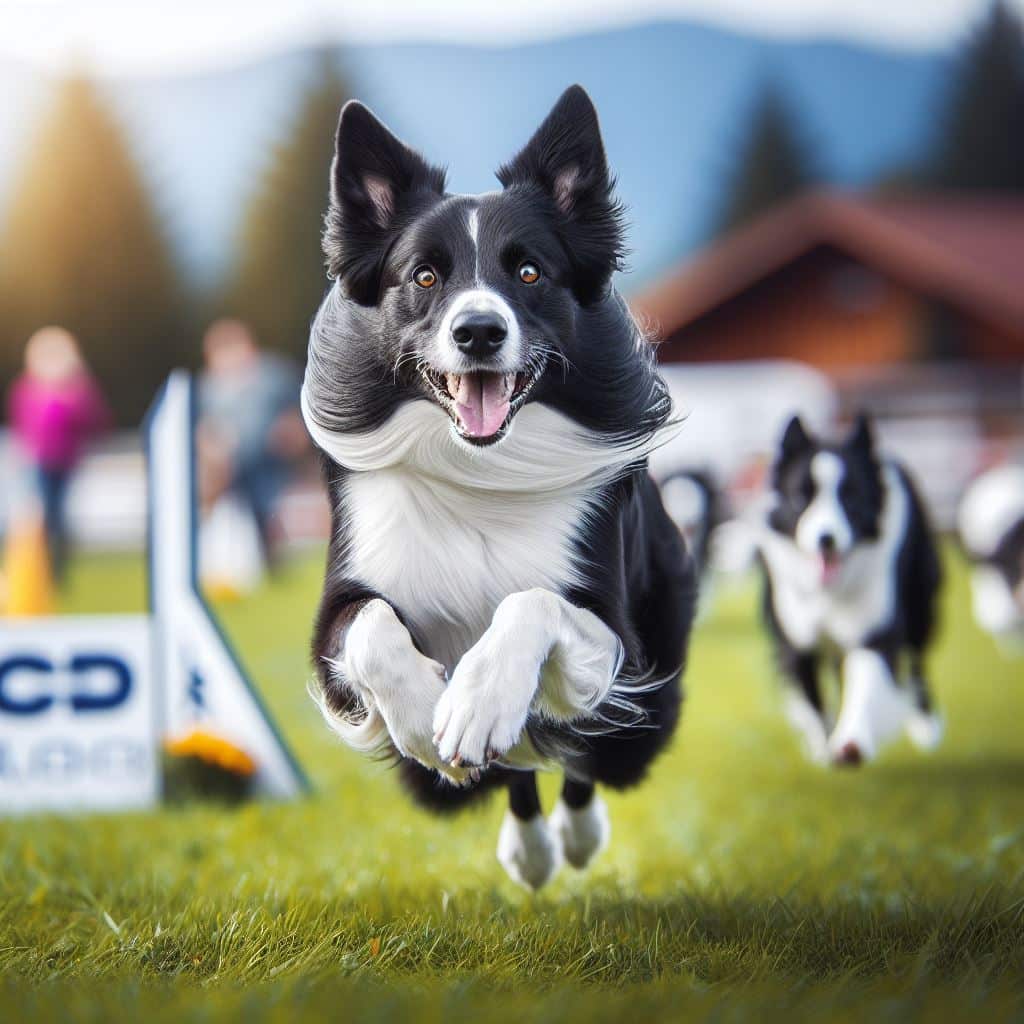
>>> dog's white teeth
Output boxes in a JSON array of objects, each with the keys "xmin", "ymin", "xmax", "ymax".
[
  {"xmin": 445, "ymin": 373, "xmax": 461, "ymax": 399},
  {"xmin": 502, "ymin": 372, "xmax": 516, "ymax": 398}
]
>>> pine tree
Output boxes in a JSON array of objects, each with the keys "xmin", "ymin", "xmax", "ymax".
[
  {"xmin": 221, "ymin": 56, "xmax": 348, "ymax": 361},
  {"xmin": 931, "ymin": 1, "xmax": 1024, "ymax": 191},
  {"xmin": 1, "ymin": 74, "xmax": 186, "ymax": 423},
  {"xmin": 715, "ymin": 84, "xmax": 817, "ymax": 237}
]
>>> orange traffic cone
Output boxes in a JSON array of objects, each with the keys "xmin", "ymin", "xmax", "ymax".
[{"xmin": 3, "ymin": 507, "xmax": 54, "ymax": 616}]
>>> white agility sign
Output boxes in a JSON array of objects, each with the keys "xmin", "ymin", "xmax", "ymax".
[
  {"xmin": 0, "ymin": 371, "xmax": 307, "ymax": 813},
  {"xmin": 147, "ymin": 371, "xmax": 306, "ymax": 799},
  {"xmin": 0, "ymin": 617, "xmax": 157, "ymax": 811}
]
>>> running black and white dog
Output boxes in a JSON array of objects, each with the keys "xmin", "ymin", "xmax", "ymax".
[
  {"xmin": 301, "ymin": 86, "xmax": 695, "ymax": 888},
  {"xmin": 958, "ymin": 465, "xmax": 1024, "ymax": 641},
  {"xmin": 659, "ymin": 470, "xmax": 720, "ymax": 579},
  {"xmin": 755, "ymin": 414, "xmax": 943, "ymax": 765}
]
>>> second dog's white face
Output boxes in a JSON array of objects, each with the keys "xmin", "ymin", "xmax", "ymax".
[{"xmin": 795, "ymin": 453, "xmax": 856, "ymax": 560}]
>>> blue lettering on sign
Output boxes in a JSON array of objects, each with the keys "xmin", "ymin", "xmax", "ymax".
[
  {"xmin": 0, "ymin": 654, "xmax": 134, "ymax": 716},
  {"xmin": 188, "ymin": 669, "xmax": 205, "ymax": 710},
  {"xmin": 0, "ymin": 656, "xmax": 52, "ymax": 714},
  {"xmin": 69, "ymin": 655, "xmax": 132, "ymax": 711}
]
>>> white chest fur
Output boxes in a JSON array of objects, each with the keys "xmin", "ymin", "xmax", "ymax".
[
  {"xmin": 760, "ymin": 463, "xmax": 909, "ymax": 651},
  {"xmin": 301, "ymin": 398, "xmax": 663, "ymax": 671},
  {"xmin": 342, "ymin": 467, "xmax": 591, "ymax": 668}
]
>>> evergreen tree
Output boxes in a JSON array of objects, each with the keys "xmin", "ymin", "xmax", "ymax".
[
  {"xmin": 715, "ymin": 83, "xmax": 817, "ymax": 237},
  {"xmin": 931, "ymin": 1, "xmax": 1024, "ymax": 192},
  {"xmin": 221, "ymin": 56, "xmax": 348, "ymax": 361},
  {"xmin": 1, "ymin": 73, "xmax": 185, "ymax": 423}
]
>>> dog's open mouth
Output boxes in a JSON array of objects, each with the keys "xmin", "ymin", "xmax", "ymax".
[
  {"xmin": 818, "ymin": 549, "xmax": 843, "ymax": 587},
  {"xmin": 420, "ymin": 366, "xmax": 541, "ymax": 445}
]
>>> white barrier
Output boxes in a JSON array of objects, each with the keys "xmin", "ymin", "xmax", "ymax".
[{"xmin": 0, "ymin": 371, "xmax": 307, "ymax": 812}]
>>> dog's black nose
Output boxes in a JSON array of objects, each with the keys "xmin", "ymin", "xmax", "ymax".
[
  {"xmin": 451, "ymin": 312, "xmax": 507, "ymax": 356},
  {"xmin": 819, "ymin": 533, "xmax": 836, "ymax": 553}
]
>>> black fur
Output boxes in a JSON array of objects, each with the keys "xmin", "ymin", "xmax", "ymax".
[
  {"xmin": 304, "ymin": 86, "xmax": 695, "ymax": 823},
  {"xmin": 984, "ymin": 518, "xmax": 1024, "ymax": 595},
  {"xmin": 762, "ymin": 414, "xmax": 942, "ymax": 756},
  {"xmin": 769, "ymin": 413, "xmax": 884, "ymax": 547}
]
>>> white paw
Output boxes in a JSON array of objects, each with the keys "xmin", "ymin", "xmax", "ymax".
[
  {"xmin": 829, "ymin": 650, "xmax": 910, "ymax": 764},
  {"xmin": 339, "ymin": 600, "xmax": 468, "ymax": 785},
  {"xmin": 549, "ymin": 796, "xmax": 610, "ymax": 869},
  {"xmin": 496, "ymin": 811, "xmax": 562, "ymax": 890},
  {"xmin": 906, "ymin": 709, "xmax": 944, "ymax": 751},
  {"xmin": 433, "ymin": 613, "xmax": 540, "ymax": 767},
  {"xmin": 783, "ymin": 692, "xmax": 830, "ymax": 765}
]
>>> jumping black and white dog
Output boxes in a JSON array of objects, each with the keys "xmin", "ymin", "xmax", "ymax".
[
  {"xmin": 754, "ymin": 414, "xmax": 943, "ymax": 765},
  {"xmin": 958, "ymin": 465, "xmax": 1024, "ymax": 642},
  {"xmin": 300, "ymin": 86, "xmax": 695, "ymax": 888}
]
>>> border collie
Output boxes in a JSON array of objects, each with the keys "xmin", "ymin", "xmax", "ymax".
[
  {"xmin": 959, "ymin": 465, "xmax": 1024, "ymax": 641},
  {"xmin": 300, "ymin": 86, "xmax": 695, "ymax": 888},
  {"xmin": 659, "ymin": 470, "xmax": 720, "ymax": 579},
  {"xmin": 755, "ymin": 414, "xmax": 942, "ymax": 765}
]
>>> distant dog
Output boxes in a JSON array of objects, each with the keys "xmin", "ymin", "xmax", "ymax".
[
  {"xmin": 755, "ymin": 414, "xmax": 942, "ymax": 764},
  {"xmin": 301, "ymin": 86, "xmax": 695, "ymax": 888},
  {"xmin": 959, "ymin": 465, "xmax": 1024, "ymax": 641},
  {"xmin": 659, "ymin": 470, "xmax": 720, "ymax": 579}
]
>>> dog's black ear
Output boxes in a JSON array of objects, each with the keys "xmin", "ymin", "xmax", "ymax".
[
  {"xmin": 780, "ymin": 415, "xmax": 811, "ymax": 460},
  {"xmin": 496, "ymin": 85, "xmax": 625, "ymax": 303},
  {"xmin": 847, "ymin": 412, "xmax": 875, "ymax": 454},
  {"xmin": 324, "ymin": 101, "xmax": 446, "ymax": 305}
]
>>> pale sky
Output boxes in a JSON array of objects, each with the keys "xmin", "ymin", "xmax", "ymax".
[{"xmin": 1, "ymin": 0, "xmax": 1018, "ymax": 75}]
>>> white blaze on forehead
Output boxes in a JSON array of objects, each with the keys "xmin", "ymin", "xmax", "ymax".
[
  {"xmin": 795, "ymin": 451, "xmax": 855, "ymax": 556},
  {"xmin": 467, "ymin": 207, "xmax": 480, "ymax": 280}
]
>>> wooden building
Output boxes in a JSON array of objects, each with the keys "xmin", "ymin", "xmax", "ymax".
[
  {"xmin": 631, "ymin": 192, "xmax": 1024, "ymax": 522},
  {"xmin": 632, "ymin": 191, "xmax": 1024, "ymax": 373}
]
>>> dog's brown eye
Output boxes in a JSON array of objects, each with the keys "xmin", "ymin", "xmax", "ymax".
[
  {"xmin": 413, "ymin": 265, "xmax": 438, "ymax": 289},
  {"xmin": 518, "ymin": 262, "xmax": 540, "ymax": 285}
]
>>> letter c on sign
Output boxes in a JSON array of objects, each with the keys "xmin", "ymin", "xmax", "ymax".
[{"xmin": 0, "ymin": 656, "xmax": 54, "ymax": 715}]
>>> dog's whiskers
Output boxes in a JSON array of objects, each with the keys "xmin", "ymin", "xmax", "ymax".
[{"xmin": 392, "ymin": 349, "xmax": 426, "ymax": 383}]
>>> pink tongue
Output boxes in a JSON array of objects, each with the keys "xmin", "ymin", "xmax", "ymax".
[
  {"xmin": 819, "ymin": 554, "xmax": 841, "ymax": 586},
  {"xmin": 454, "ymin": 372, "xmax": 511, "ymax": 438}
]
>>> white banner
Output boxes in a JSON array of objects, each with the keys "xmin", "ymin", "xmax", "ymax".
[{"xmin": 0, "ymin": 616, "xmax": 158, "ymax": 812}]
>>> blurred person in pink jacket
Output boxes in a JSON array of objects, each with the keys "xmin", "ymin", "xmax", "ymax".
[{"xmin": 7, "ymin": 326, "xmax": 111, "ymax": 580}]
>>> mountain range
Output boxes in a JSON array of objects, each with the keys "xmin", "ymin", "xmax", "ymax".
[{"xmin": 0, "ymin": 21, "xmax": 954, "ymax": 290}]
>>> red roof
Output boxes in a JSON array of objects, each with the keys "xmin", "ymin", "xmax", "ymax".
[{"xmin": 631, "ymin": 191, "xmax": 1024, "ymax": 341}]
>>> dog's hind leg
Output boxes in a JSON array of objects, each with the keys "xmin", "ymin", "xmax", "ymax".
[
  {"xmin": 496, "ymin": 772, "xmax": 562, "ymax": 890},
  {"xmin": 549, "ymin": 779, "xmax": 610, "ymax": 870},
  {"xmin": 904, "ymin": 650, "xmax": 943, "ymax": 751},
  {"xmin": 779, "ymin": 648, "xmax": 830, "ymax": 764},
  {"xmin": 900, "ymin": 476, "xmax": 943, "ymax": 751}
]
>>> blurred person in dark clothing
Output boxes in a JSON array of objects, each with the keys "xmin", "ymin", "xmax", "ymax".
[
  {"xmin": 197, "ymin": 319, "xmax": 307, "ymax": 567},
  {"xmin": 7, "ymin": 326, "xmax": 111, "ymax": 581}
]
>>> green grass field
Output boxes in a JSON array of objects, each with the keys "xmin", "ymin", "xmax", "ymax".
[{"xmin": 2, "ymin": 549, "xmax": 1023, "ymax": 1022}]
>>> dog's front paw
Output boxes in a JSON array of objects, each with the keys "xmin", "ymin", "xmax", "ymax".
[
  {"xmin": 829, "ymin": 649, "xmax": 911, "ymax": 765},
  {"xmin": 432, "ymin": 626, "xmax": 539, "ymax": 767},
  {"xmin": 344, "ymin": 601, "xmax": 469, "ymax": 785},
  {"xmin": 385, "ymin": 660, "xmax": 472, "ymax": 786}
]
